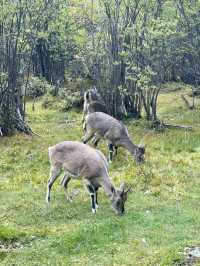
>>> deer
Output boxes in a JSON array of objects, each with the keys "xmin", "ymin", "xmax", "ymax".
[
  {"xmin": 82, "ymin": 112, "xmax": 145, "ymax": 163},
  {"xmin": 82, "ymin": 87, "xmax": 108, "ymax": 123},
  {"xmin": 82, "ymin": 87, "xmax": 108, "ymax": 146},
  {"xmin": 46, "ymin": 141, "xmax": 130, "ymax": 215}
]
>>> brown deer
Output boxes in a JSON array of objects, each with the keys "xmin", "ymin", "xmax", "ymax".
[
  {"xmin": 82, "ymin": 112, "xmax": 145, "ymax": 163},
  {"xmin": 46, "ymin": 141, "xmax": 130, "ymax": 215}
]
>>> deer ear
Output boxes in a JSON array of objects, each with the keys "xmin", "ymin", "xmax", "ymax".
[
  {"xmin": 111, "ymin": 186, "xmax": 116, "ymax": 200},
  {"xmin": 119, "ymin": 182, "xmax": 125, "ymax": 193},
  {"xmin": 111, "ymin": 186, "xmax": 116, "ymax": 195},
  {"xmin": 119, "ymin": 184, "xmax": 132, "ymax": 195}
]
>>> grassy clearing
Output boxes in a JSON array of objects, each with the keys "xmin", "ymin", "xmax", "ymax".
[{"xmin": 1, "ymin": 84, "xmax": 200, "ymax": 265}]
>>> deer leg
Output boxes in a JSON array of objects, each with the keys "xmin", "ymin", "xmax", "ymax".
[
  {"xmin": 46, "ymin": 166, "xmax": 61, "ymax": 203},
  {"xmin": 86, "ymin": 184, "xmax": 97, "ymax": 213},
  {"xmin": 108, "ymin": 143, "xmax": 114, "ymax": 162},
  {"xmin": 114, "ymin": 146, "xmax": 118, "ymax": 156},
  {"xmin": 92, "ymin": 135, "xmax": 101, "ymax": 147},
  {"xmin": 82, "ymin": 130, "xmax": 94, "ymax": 144},
  {"xmin": 95, "ymin": 187, "xmax": 99, "ymax": 209},
  {"xmin": 60, "ymin": 174, "xmax": 72, "ymax": 202}
]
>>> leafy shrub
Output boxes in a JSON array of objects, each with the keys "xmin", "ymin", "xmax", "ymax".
[
  {"xmin": 24, "ymin": 76, "xmax": 55, "ymax": 99},
  {"xmin": 41, "ymin": 79, "xmax": 84, "ymax": 111},
  {"xmin": 41, "ymin": 95, "xmax": 64, "ymax": 110},
  {"xmin": 41, "ymin": 77, "xmax": 92, "ymax": 111},
  {"xmin": 41, "ymin": 92, "xmax": 83, "ymax": 111},
  {"xmin": 41, "ymin": 95, "xmax": 55, "ymax": 109},
  {"xmin": 58, "ymin": 89, "xmax": 83, "ymax": 111}
]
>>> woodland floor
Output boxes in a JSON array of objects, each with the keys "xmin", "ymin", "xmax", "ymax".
[{"xmin": 1, "ymin": 83, "xmax": 200, "ymax": 266}]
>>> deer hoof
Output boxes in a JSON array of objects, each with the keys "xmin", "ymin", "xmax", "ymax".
[{"xmin": 92, "ymin": 208, "xmax": 96, "ymax": 214}]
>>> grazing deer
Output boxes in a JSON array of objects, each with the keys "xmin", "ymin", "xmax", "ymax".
[
  {"xmin": 82, "ymin": 112, "xmax": 145, "ymax": 163},
  {"xmin": 46, "ymin": 141, "xmax": 130, "ymax": 215}
]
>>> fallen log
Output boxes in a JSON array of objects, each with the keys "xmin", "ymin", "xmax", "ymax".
[
  {"xmin": 163, "ymin": 123, "xmax": 193, "ymax": 130},
  {"xmin": 181, "ymin": 94, "xmax": 194, "ymax": 110},
  {"xmin": 151, "ymin": 119, "xmax": 193, "ymax": 130}
]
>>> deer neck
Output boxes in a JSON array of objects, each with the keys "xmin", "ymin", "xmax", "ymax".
[
  {"xmin": 101, "ymin": 177, "xmax": 116, "ymax": 200},
  {"xmin": 120, "ymin": 138, "xmax": 138, "ymax": 155}
]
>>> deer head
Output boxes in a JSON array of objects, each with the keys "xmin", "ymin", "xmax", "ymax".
[
  {"xmin": 111, "ymin": 183, "xmax": 131, "ymax": 215},
  {"xmin": 134, "ymin": 144, "xmax": 145, "ymax": 164}
]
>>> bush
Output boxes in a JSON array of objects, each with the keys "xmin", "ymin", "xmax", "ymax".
[
  {"xmin": 41, "ymin": 77, "xmax": 92, "ymax": 111},
  {"xmin": 59, "ymin": 89, "xmax": 83, "ymax": 111},
  {"xmin": 41, "ymin": 92, "xmax": 83, "ymax": 112},
  {"xmin": 41, "ymin": 95, "xmax": 56, "ymax": 109},
  {"xmin": 24, "ymin": 76, "xmax": 55, "ymax": 99}
]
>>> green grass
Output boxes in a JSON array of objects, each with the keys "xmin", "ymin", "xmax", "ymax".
[{"xmin": 1, "ymin": 84, "xmax": 200, "ymax": 265}]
